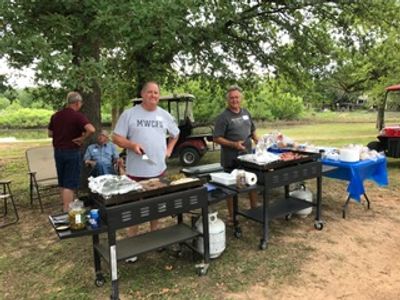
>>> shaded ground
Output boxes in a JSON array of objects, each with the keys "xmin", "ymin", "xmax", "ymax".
[
  {"xmin": 226, "ymin": 179, "xmax": 400, "ymax": 300},
  {"xmin": 1, "ymin": 140, "xmax": 400, "ymax": 300}
]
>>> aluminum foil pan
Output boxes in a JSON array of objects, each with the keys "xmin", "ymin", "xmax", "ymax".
[{"xmin": 88, "ymin": 175, "xmax": 143, "ymax": 198}]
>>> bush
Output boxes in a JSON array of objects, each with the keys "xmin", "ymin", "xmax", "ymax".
[
  {"xmin": 0, "ymin": 97, "xmax": 10, "ymax": 110},
  {"xmin": 248, "ymin": 81, "xmax": 304, "ymax": 120},
  {"xmin": 249, "ymin": 99, "xmax": 274, "ymax": 121},
  {"xmin": 0, "ymin": 104, "xmax": 54, "ymax": 128},
  {"xmin": 268, "ymin": 92, "xmax": 304, "ymax": 120}
]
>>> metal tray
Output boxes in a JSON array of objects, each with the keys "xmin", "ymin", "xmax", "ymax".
[
  {"xmin": 92, "ymin": 178, "xmax": 205, "ymax": 206},
  {"xmin": 237, "ymin": 150, "xmax": 320, "ymax": 171}
]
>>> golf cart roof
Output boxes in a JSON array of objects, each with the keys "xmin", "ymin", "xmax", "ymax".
[
  {"xmin": 131, "ymin": 93, "xmax": 195, "ymax": 104},
  {"xmin": 385, "ymin": 84, "xmax": 400, "ymax": 92}
]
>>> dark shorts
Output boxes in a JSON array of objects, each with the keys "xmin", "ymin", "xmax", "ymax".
[
  {"xmin": 223, "ymin": 167, "xmax": 234, "ymax": 173},
  {"xmin": 54, "ymin": 148, "xmax": 81, "ymax": 189}
]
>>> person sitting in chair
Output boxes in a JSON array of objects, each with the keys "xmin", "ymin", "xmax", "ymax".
[{"xmin": 84, "ymin": 130, "xmax": 122, "ymax": 176}]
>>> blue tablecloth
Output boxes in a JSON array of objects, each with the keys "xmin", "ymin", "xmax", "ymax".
[{"xmin": 321, "ymin": 157, "xmax": 389, "ymax": 201}]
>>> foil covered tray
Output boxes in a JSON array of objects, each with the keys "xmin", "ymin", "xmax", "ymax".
[{"xmin": 91, "ymin": 177, "xmax": 204, "ymax": 206}]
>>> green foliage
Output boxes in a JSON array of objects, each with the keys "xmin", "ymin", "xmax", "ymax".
[
  {"xmin": 270, "ymin": 92, "xmax": 304, "ymax": 120},
  {"xmin": 0, "ymin": 103, "xmax": 53, "ymax": 128},
  {"xmin": 2, "ymin": 0, "xmax": 400, "ymax": 127},
  {"xmin": 0, "ymin": 96, "xmax": 10, "ymax": 110},
  {"xmin": 16, "ymin": 89, "xmax": 34, "ymax": 107},
  {"xmin": 169, "ymin": 80, "xmax": 226, "ymax": 122},
  {"xmin": 168, "ymin": 77, "xmax": 303, "ymax": 122},
  {"xmin": 248, "ymin": 79, "xmax": 304, "ymax": 120}
]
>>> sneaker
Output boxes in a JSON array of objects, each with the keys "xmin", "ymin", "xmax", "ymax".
[{"xmin": 125, "ymin": 256, "xmax": 138, "ymax": 263}]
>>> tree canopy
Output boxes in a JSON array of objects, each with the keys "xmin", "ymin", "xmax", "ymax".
[{"xmin": 1, "ymin": 0, "xmax": 400, "ymax": 127}]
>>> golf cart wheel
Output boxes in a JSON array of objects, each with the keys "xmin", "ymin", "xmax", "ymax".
[
  {"xmin": 367, "ymin": 141, "xmax": 382, "ymax": 152},
  {"xmin": 180, "ymin": 148, "xmax": 200, "ymax": 166}
]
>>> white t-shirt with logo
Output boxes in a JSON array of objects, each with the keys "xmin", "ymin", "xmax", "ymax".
[{"xmin": 114, "ymin": 104, "xmax": 180, "ymax": 177}]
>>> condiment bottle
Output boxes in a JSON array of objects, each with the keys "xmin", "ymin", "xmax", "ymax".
[{"xmin": 68, "ymin": 199, "xmax": 86, "ymax": 230}]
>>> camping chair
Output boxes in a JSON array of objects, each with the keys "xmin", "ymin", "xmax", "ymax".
[
  {"xmin": 26, "ymin": 146, "xmax": 58, "ymax": 212},
  {"xmin": 0, "ymin": 179, "xmax": 19, "ymax": 228}
]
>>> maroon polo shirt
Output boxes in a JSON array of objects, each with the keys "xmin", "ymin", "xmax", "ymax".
[{"xmin": 48, "ymin": 107, "xmax": 90, "ymax": 149}]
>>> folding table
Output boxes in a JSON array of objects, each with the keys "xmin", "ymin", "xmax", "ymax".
[{"xmin": 321, "ymin": 157, "xmax": 389, "ymax": 218}]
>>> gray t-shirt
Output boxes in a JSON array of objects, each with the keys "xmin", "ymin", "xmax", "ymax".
[
  {"xmin": 213, "ymin": 108, "xmax": 256, "ymax": 170},
  {"xmin": 114, "ymin": 104, "xmax": 180, "ymax": 177}
]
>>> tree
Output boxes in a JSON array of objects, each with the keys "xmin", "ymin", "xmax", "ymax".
[
  {"xmin": 1, "ymin": 0, "xmax": 399, "ymax": 127},
  {"xmin": 0, "ymin": 1, "xmax": 112, "ymax": 128}
]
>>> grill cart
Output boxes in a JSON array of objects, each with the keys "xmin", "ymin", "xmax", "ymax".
[
  {"xmin": 234, "ymin": 151, "xmax": 324, "ymax": 250},
  {"xmin": 49, "ymin": 180, "xmax": 210, "ymax": 300}
]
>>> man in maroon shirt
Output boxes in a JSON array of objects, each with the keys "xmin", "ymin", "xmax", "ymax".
[{"xmin": 48, "ymin": 91, "xmax": 95, "ymax": 211}]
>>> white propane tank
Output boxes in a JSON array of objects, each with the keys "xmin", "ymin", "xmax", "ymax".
[
  {"xmin": 196, "ymin": 211, "xmax": 226, "ymax": 259},
  {"xmin": 290, "ymin": 184, "xmax": 313, "ymax": 218}
]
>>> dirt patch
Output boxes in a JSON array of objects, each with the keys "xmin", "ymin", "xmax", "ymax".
[{"xmin": 226, "ymin": 193, "xmax": 400, "ymax": 300}]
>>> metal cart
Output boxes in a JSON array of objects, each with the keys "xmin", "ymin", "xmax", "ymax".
[
  {"xmin": 49, "ymin": 184, "xmax": 210, "ymax": 300},
  {"xmin": 235, "ymin": 152, "xmax": 324, "ymax": 250}
]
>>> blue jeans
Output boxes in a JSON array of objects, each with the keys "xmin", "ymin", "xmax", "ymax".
[
  {"xmin": 54, "ymin": 148, "xmax": 81, "ymax": 189},
  {"xmin": 90, "ymin": 161, "xmax": 116, "ymax": 177}
]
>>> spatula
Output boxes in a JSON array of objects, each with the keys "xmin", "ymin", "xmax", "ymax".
[{"xmin": 142, "ymin": 152, "xmax": 156, "ymax": 165}]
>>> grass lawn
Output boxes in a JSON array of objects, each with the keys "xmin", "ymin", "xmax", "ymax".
[{"xmin": 0, "ymin": 117, "xmax": 399, "ymax": 300}]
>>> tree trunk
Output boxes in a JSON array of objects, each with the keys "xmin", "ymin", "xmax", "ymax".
[
  {"xmin": 111, "ymin": 105, "xmax": 118, "ymax": 130},
  {"xmin": 80, "ymin": 79, "xmax": 101, "ymax": 133},
  {"xmin": 376, "ymin": 92, "xmax": 388, "ymax": 130},
  {"xmin": 111, "ymin": 105, "xmax": 125, "ymax": 130},
  {"xmin": 376, "ymin": 104, "xmax": 385, "ymax": 130},
  {"xmin": 72, "ymin": 35, "xmax": 102, "ymax": 190}
]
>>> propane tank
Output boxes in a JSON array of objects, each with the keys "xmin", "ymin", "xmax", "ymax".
[
  {"xmin": 289, "ymin": 183, "xmax": 313, "ymax": 218},
  {"xmin": 195, "ymin": 211, "xmax": 226, "ymax": 259}
]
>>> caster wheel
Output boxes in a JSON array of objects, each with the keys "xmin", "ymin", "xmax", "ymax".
[
  {"xmin": 95, "ymin": 275, "xmax": 105, "ymax": 287},
  {"xmin": 197, "ymin": 267, "xmax": 208, "ymax": 276},
  {"xmin": 285, "ymin": 214, "xmax": 292, "ymax": 221},
  {"xmin": 314, "ymin": 222, "xmax": 324, "ymax": 230},
  {"xmin": 234, "ymin": 227, "xmax": 242, "ymax": 238},
  {"xmin": 259, "ymin": 240, "xmax": 268, "ymax": 250}
]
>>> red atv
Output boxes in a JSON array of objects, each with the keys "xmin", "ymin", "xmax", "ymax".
[
  {"xmin": 367, "ymin": 84, "xmax": 400, "ymax": 158},
  {"xmin": 132, "ymin": 94, "xmax": 215, "ymax": 166}
]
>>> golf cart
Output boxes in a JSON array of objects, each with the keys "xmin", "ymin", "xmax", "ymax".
[
  {"xmin": 367, "ymin": 84, "xmax": 400, "ymax": 158},
  {"xmin": 132, "ymin": 94, "xmax": 215, "ymax": 166}
]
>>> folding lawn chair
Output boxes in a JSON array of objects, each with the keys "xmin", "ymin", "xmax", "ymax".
[{"xmin": 25, "ymin": 146, "xmax": 59, "ymax": 212}]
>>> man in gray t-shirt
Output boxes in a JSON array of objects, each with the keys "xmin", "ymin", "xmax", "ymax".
[
  {"xmin": 113, "ymin": 82, "xmax": 180, "ymax": 178},
  {"xmin": 213, "ymin": 85, "xmax": 259, "ymax": 223},
  {"xmin": 113, "ymin": 101, "xmax": 179, "ymax": 178},
  {"xmin": 214, "ymin": 106, "xmax": 255, "ymax": 170},
  {"xmin": 113, "ymin": 82, "xmax": 180, "ymax": 261}
]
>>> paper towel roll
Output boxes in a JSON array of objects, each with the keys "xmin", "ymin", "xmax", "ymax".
[{"xmin": 244, "ymin": 171, "xmax": 257, "ymax": 185}]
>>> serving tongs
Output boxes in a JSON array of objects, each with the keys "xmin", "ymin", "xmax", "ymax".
[{"xmin": 50, "ymin": 214, "xmax": 69, "ymax": 225}]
